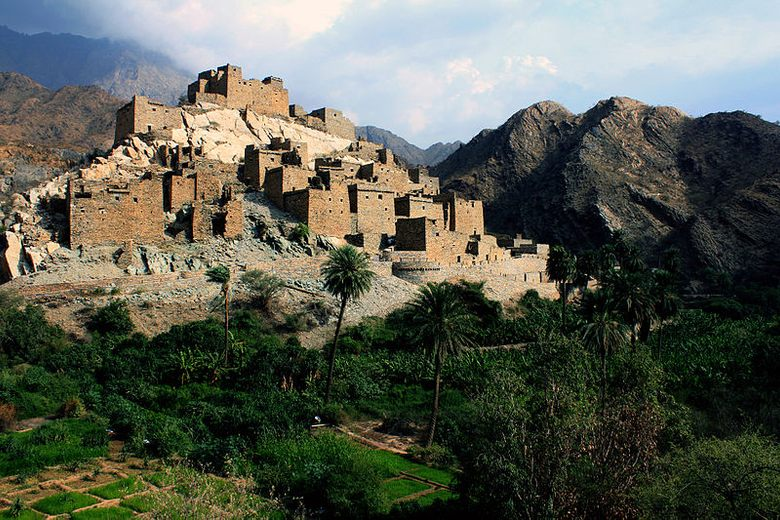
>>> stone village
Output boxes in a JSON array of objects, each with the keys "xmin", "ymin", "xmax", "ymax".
[{"xmin": 66, "ymin": 64, "xmax": 551, "ymax": 287}]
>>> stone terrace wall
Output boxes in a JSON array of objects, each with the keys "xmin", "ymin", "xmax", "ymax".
[{"xmin": 392, "ymin": 255, "xmax": 556, "ymax": 300}]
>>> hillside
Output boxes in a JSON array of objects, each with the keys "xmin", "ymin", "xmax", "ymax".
[
  {"xmin": 433, "ymin": 97, "xmax": 780, "ymax": 283},
  {"xmin": 356, "ymin": 125, "xmax": 461, "ymax": 165},
  {"xmin": 0, "ymin": 25, "xmax": 189, "ymax": 105},
  {"xmin": 0, "ymin": 72, "xmax": 122, "ymax": 151}
]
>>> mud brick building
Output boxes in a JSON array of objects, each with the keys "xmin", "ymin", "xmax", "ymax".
[
  {"xmin": 187, "ymin": 64, "xmax": 289, "ymax": 115},
  {"xmin": 70, "ymin": 62, "xmax": 552, "ymax": 295},
  {"xmin": 115, "ymin": 96, "xmax": 184, "ymax": 143},
  {"xmin": 68, "ymin": 174, "xmax": 164, "ymax": 248}
]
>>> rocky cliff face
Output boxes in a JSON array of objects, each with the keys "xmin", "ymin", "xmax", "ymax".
[
  {"xmin": 0, "ymin": 72, "xmax": 123, "ymax": 151},
  {"xmin": 356, "ymin": 125, "xmax": 462, "ymax": 166},
  {"xmin": 0, "ymin": 26, "xmax": 190, "ymax": 105},
  {"xmin": 433, "ymin": 97, "xmax": 780, "ymax": 283}
]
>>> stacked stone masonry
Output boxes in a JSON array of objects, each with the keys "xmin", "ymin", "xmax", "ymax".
[
  {"xmin": 66, "ymin": 62, "xmax": 553, "ymax": 297},
  {"xmin": 187, "ymin": 64, "xmax": 289, "ymax": 116}
]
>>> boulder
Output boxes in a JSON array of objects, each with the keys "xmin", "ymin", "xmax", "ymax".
[{"xmin": 0, "ymin": 231, "xmax": 25, "ymax": 279}]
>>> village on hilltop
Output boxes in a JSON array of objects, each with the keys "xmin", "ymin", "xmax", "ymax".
[{"xmin": 9, "ymin": 64, "xmax": 552, "ymax": 291}]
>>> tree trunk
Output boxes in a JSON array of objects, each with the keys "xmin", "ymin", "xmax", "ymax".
[
  {"xmin": 600, "ymin": 346, "xmax": 606, "ymax": 416},
  {"xmin": 560, "ymin": 282, "xmax": 567, "ymax": 332},
  {"xmin": 224, "ymin": 287, "xmax": 230, "ymax": 363},
  {"xmin": 324, "ymin": 296, "xmax": 347, "ymax": 404},
  {"xmin": 639, "ymin": 317, "xmax": 651, "ymax": 343},
  {"xmin": 426, "ymin": 347, "xmax": 443, "ymax": 448}
]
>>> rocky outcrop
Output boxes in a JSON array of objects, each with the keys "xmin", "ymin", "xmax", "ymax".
[{"xmin": 433, "ymin": 98, "xmax": 780, "ymax": 283}]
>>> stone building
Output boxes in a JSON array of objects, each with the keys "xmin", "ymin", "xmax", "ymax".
[
  {"xmin": 74, "ymin": 62, "xmax": 553, "ymax": 296},
  {"xmin": 68, "ymin": 158, "xmax": 245, "ymax": 247},
  {"xmin": 187, "ymin": 64, "xmax": 289, "ymax": 116},
  {"xmin": 305, "ymin": 108, "xmax": 355, "ymax": 140},
  {"xmin": 435, "ymin": 192, "xmax": 484, "ymax": 235},
  {"xmin": 68, "ymin": 174, "xmax": 164, "ymax": 248},
  {"xmin": 115, "ymin": 96, "xmax": 184, "ymax": 144}
]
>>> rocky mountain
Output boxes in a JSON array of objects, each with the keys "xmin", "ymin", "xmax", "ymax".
[
  {"xmin": 0, "ymin": 26, "xmax": 190, "ymax": 105},
  {"xmin": 433, "ymin": 97, "xmax": 780, "ymax": 283},
  {"xmin": 0, "ymin": 72, "xmax": 122, "ymax": 151},
  {"xmin": 356, "ymin": 125, "xmax": 461, "ymax": 166}
]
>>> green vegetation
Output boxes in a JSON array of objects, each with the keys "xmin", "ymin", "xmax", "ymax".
[
  {"xmin": 31, "ymin": 492, "xmax": 97, "ymax": 515},
  {"xmin": 70, "ymin": 507, "xmax": 135, "ymax": 520},
  {"xmin": 0, "ymin": 231, "xmax": 778, "ymax": 518},
  {"xmin": 88, "ymin": 477, "xmax": 145, "ymax": 499},
  {"xmin": 0, "ymin": 508, "xmax": 43, "ymax": 519},
  {"xmin": 0, "ymin": 418, "xmax": 108, "ymax": 476},
  {"xmin": 119, "ymin": 493, "xmax": 155, "ymax": 513},
  {"xmin": 381, "ymin": 478, "xmax": 429, "ymax": 501},
  {"xmin": 240, "ymin": 270, "xmax": 284, "ymax": 310}
]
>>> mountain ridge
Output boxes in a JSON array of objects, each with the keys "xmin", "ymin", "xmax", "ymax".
[
  {"xmin": 356, "ymin": 125, "xmax": 462, "ymax": 165},
  {"xmin": 0, "ymin": 25, "xmax": 190, "ymax": 104},
  {"xmin": 433, "ymin": 96, "xmax": 780, "ymax": 283},
  {"xmin": 0, "ymin": 71, "xmax": 123, "ymax": 151}
]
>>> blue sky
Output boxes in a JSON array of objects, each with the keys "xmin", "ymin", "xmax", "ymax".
[{"xmin": 3, "ymin": 0, "xmax": 779, "ymax": 147}]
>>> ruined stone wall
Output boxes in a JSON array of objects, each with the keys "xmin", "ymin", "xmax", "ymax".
[
  {"xmin": 409, "ymin": 168, "xmax": 440, "ymax": 196},
  {"xmin": 289, "ymin": 104, "xmax": 307, "ymax": 117},
  {"xmin": 308, "ymin": 108, "xmax": 355, "ymax": 140},
  {"xmin": 394, "ymin": 195, "xmax": 444, "ymax": 220},
  {"xmin": 115, "ymin": 96, "xmax": 183, "ymax": 143},
  {"xmin": 223, "ymin": 198, "xmax": 244, "ymax": 240},
  {"xmin": 190, "ymin": 200, "xmax": 212, "ymax": 242},
  {"xmin": 265, "ymin": 166, "xmax": 312, "ymax": 208},
  {"xmin": 348, "ymin": 185, "xmax": 396, "ymax": 235},
  {"xmin": 194, "ymin": 161, "xmax": 238, "ymax": 203},
  {"xmin": 166, "ymin": 173, "xmax": 196, "ymax": 212},
  {"xmin": 243, "ymin": 146, "xmax": 284, "ymax": 189},
  {"xmin": 115, "ymin": 102, "xmax": 135, "ymax": 144},
  {"xmin": 188, "ymin": 65, "xmax": 288, "ymax": 116},
  {"xmin": 68, "ymin": 175, "xmax": 164, "ymax": 248},
  {"xmin": 471, "ymin": 234, "xmax": 510, "ymax": 263}
]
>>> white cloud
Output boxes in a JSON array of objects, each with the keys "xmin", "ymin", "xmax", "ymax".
[
  {"xmin": 518, "ymin": 55, "xmax": 558, "ymax": 76},
  {"xmin": 29, "ymin": 0, "xmax": 780, "ymax": 145}
]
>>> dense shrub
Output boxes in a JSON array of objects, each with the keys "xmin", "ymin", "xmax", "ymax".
[
  {"xmin": 87, "ymin": 301, "xmax": 134, "ymax": 336},
  {"xmin": 254, "ymin": 432, "xmax": 386, "ymax": 518},
  {"xmin": 636, "ymin": 434, "xmax": 780, "ymax": 518},
  {"xmin": 240, "ymin": 270, "xmax": 284, "ymax": 310}
]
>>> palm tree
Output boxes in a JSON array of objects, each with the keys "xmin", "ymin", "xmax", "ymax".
[
  {"xmin": 206, "ymin": 265, "xmax": 232, "ymax": 363},
  {"xmin": 649, "ymin": 268, "xmax": 682, "ymax": 356},
  {"xmin": 321, "ymin": 245, "xmax": 376, "ymax": 403},
  {"xmin": 602, "ymin": 270, "xmax": 656, "ymax": 347},
  {"xmin": 575, "ymin": 250, "xmax": 599, "ymax": 293},
  {"xmin": 580, "ymin": 290, "xmax": 628, "ymax": 412},
  {"xmin": 406, "ymin": 282, "xmax": 474, "ymax": 447},
  {"xmin": 546, "ymin": 245, "xmax": 577, "ymax": 331}
]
